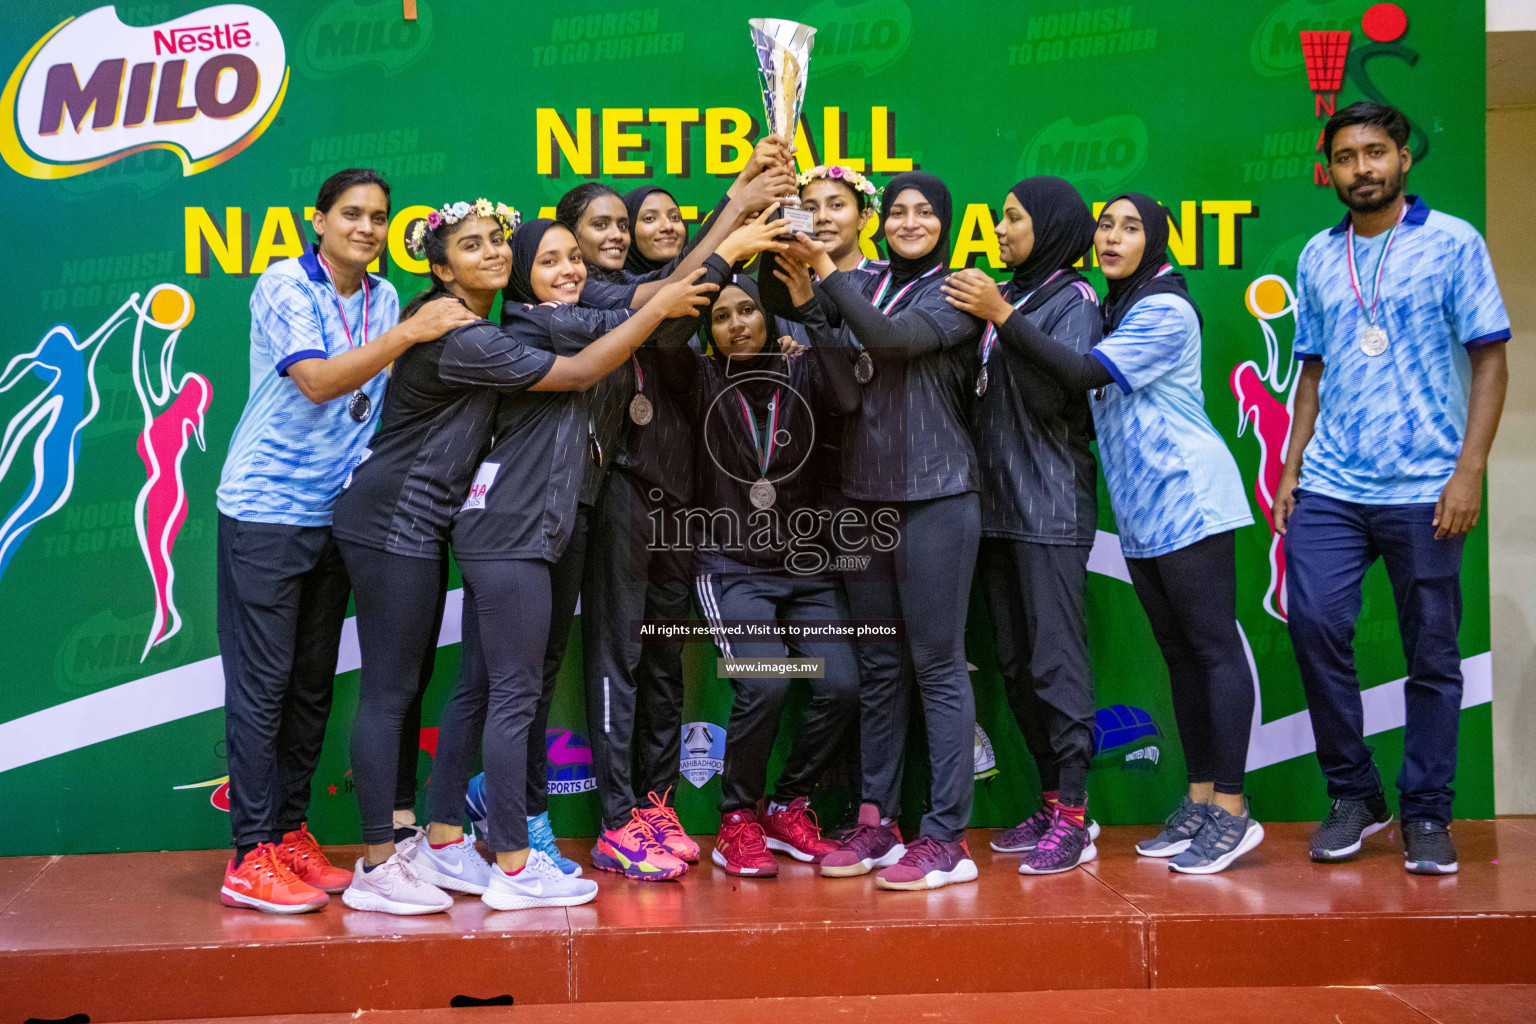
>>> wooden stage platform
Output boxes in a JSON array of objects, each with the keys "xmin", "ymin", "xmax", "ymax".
[{"xmin": 3, "ymin": 821, "xmax": 1535, "ymax": 1022}]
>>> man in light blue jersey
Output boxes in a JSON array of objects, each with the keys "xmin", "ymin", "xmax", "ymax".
[
  {"xmin": 215, "ymin": 168, "xmax": 473, "ymax": 913},
  {"xmin": 1275, "ymin": 103, "xmax": 1511, "ymax": 876}
]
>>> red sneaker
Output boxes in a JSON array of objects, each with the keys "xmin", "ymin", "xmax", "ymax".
[
  {"xmin": 711, "ymin": 809, "xmax": 778, "ymax": 877},
  {"xmin": 639, "ymin": 788, "xmax": 700, "ymax": 863},
  {"xmin": 875, "ymin": 836, "xmax": 978, "ymax": 891},
  {"xmin": 761, "ymin": 797, "xmax": 839, "ymax": 863},
  {"xmin": 221, "ymin": 843, "xmax": 329, "ymax": 914},
  {"xmin": 277, "ymin": 824, "xmax": 353, "ymax": 894}
]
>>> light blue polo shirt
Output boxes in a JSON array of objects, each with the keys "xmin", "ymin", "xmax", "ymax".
[
  {"xmin": 216, "ymin": 247, "xmax": 398, "ymax": 526},
  {"xmin": 1293, "ymin": 195, "xmax": 1511, "ymax": 504},
  {"xmin": 1090, "ymin": 292, "xmax": 1254, "ymax": 559}
]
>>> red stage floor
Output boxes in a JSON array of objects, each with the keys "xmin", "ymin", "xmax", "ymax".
[{"xmin": 3, "ymin": 821, "xmax": 1535, "ymax": 1022}]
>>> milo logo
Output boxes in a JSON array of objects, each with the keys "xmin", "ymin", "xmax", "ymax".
[
  {"xmin": 301, "ymin": 0, "xmax": 434, "ymax": 78},
  {"xmin": 1019, "ymin": 114, "xmax": 1147, "ymax": 196},
  {"xmin": 1251, "ymin": 0, "xmax": 1356, "ymax": 76},
  {"xmin": 54, "ymin": 608, "xmax": 183, "ymax": 694},
  {"xmin": 800, "ymin": 0, "xmax": 911, "ymax": 76}
]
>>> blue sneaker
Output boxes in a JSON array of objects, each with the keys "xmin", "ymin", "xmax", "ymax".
[
  {"xmin": 528, "ymin": 811, "xmax": 582, "ymax": 877},
  {"xmin": 465, "ymin": 773, "xmax": 489, "ymax": 834}
]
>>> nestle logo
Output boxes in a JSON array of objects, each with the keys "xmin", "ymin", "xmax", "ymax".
[{"xmin": 152, "ymin": 22, "xmax": 254, "ymax": 55}]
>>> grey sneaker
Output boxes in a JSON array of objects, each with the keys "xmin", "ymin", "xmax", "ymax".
[
  {"xmin": 1136, "ymin": 796, "xmax": 1208, "ymax": 858},
  {"xmin": 992, "ymin": 807, "xmax": 1101, "ymax": 853},
  {"xmin": 1310, "ymin": 793, "xmax": 1392, "ymax": 861},
  {"xmin": 1402, "ymin": 821, "xmax": 1458, "ymax": 875},
  {"xmin": 1169, "ymin": 804, "xmax": 1265, "ymax": 874}
]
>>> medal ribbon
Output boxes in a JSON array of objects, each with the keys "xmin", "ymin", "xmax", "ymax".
[
  {"xmin": 632, "ymin": 356, "xmax": 644, "ymax": 393},
  {"xmin": 316, "ymin": 253, "xmax": 369, "ymax": 350},
  {"xmin": 1345, "ymin": 204, "xmax": 1407, "ymax": 327},
  {"xmin": 979, "ymin": 270, "xmax": 1063, "ymax": 366},
  {"xmin": 736, "ymin": 390, "xmax": 781, "ymax": 477},
  {"xmin": 870, "ymin": 264, "xmax": 942, "ymax": 314}
]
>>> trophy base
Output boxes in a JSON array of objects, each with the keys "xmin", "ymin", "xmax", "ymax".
[{"xmin": 779, "ymin": 205, "xmax": 814, "ymax": 235}]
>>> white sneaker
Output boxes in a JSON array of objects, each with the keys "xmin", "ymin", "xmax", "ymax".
[
  {"xmin": 482, "ymin": 849, "xmax": 599, "ymax": 911},
  {"xmin": 407, "ymin": 833, "xmax": 493, "ymax": 894},
  {"xmin": 341, "ymin": 851, "xmax": 454, "ymax": 915}
]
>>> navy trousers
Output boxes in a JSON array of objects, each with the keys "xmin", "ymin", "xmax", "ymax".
[{"xmin": 1285, "ymin": 489, "xmax": 1466, "ymax": 826}]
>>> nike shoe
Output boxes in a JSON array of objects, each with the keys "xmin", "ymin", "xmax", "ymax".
[
  {"xmin": 712, "ymin": 809, "xmax": 779, "ymax": 877},
  {"xmin": 276, "ymin": 824, "xmax": 353, "ymax": 894},
  {"xmin": 221, "ymin": 843, "xmax": 329, "ymax": 914},
  {"xmin": 821, "ymin": 803, "xmax": 906, "ymax": 878},
  {"xmin": 465, "ymin": 772, "xmax": 489, "ymax": 834},
  {"xmin": 482, "ymin": 850, "xmax": 599, "ymax": 910},
  {"xmin": 407, "ymin": 832, "xmax": 493, "ymax": 895},
  {"xmin": 992, "ymin": 807, "xmax": 1102, "ymax": 853},
  {"xmin": 1310, "ymin": 793, "xmax": 1392, "ymax": 862},
  {"xmin": 591, "ymin": 809, "xmax": 688, "ymax": 881},
  {"xmin": 1019, "ymin": 814, "xmax": 1098, "ymax": 875},
  {"xmin": 639, "ymin": 788, "xmax": 700, "ymax": 863},
  {"xmin": 1402, "ymin": 820, "xmax": 1458, "ymax": 875},
  {"xmin": 1137, "ymin": 795, "xmax": 1209, "ymax": 858},
  {"xmin": 875, "ymin": 836, "xmax": 978, "ymax": 891},
  {"xmin": 1169, "ymin": 804, "xmax": 1265, "ymax": 874},
  {"xmin": 341, "ymin": 848, "xmax": 454, "ymax": 915},
  {"xmin": 528, "ymin": 811, "xmax": 583, "ymax": 876},
  {"xmin": 761, "ymin": 797, "xmax": 838, "ymax": 863}
]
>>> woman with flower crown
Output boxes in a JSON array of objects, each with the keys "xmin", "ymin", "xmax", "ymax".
[{"xmin": 329, "ymin": 199, "xmax": 723, "ymax": 916}]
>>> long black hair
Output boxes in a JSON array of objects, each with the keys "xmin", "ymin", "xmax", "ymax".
[{"xmin": 556, "ymin": 183, "xmax": 628, "ymax": 283}]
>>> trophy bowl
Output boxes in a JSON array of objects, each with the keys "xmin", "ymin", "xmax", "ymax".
[{"xmin": 750, "ymin": 18, "xmax": 817, "ymax": 234}]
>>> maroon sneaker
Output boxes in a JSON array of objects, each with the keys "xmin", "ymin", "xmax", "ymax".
[
  {"xmin": 820, "ymin": 802, "xmax": 905, "ymax": 878},
  {"xmin": 711, "ymin": 809, "xmax": 778, "ymax": 878},
  {"xmin": 761, "ymin": 797, "xmax": 839, "ymax": 863},
  {"xmin": 875, "ymin": 836, "xmax": 978, "ymax": 891}
]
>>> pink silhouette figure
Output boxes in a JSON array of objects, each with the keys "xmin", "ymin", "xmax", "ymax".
[{"xmin": 132, "ymin": 287, "xmax": 211, "ymax": 661}]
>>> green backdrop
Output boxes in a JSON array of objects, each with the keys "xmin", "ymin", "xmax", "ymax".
[{"xmin": 0, "ymin": 0, "xmax": 1493, "ymax": 856}]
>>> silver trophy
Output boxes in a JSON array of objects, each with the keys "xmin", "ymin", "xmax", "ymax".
[{"xmin": 750, "ymin": 17, "xmax": 817, "ymax": 234}]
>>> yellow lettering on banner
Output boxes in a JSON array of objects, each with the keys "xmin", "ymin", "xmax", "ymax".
[
  {"xmin": 185, "ymin": 207, "xmax": 243, "ymax": 276},
  {"xmin": 1202, "ymin": 200, "xmax": 1254, "ymax": 266},
  {"xmin": 603, "ymin": 108, "xmax": 647, "ymax": 176},
  {"xmin": 649, "ymin": 108, "xmax": 700, "ymax": 176},
  {"xmin": 950, "ymin": 204, "xmax": 1003, "ymax": 269},
  {"xmin": 821, "ymin": 107, "xmax": 865, "ymax": 172},
  {"xmin": 389, "ymin": 205, "xmax": 435, "ymax": 275},
  {"xmin": 793, "ymin": 119, "xmax": 816, "ymax": 173},
  {"xmin": 705, "ymin": 108, "xmax": 754, "ymax": 174},
  {"xmin": 538, "ymin": 206, "xmax": 557, "ymax": 220},
  {"xmin": 1166, "ymin": 200, "xmax": 1199, "ymax": 267},
  {"xmin": 859, "ymin": 214, "xmax": 882, "ymax": 261},
  {"xmin": 536, "ymin": 108, "xmax": 593, "ymax": 176},
  {"xmin": 870, "ymin": 107, "xmax": 912, "ymax": 173},
  {"xmin": 250, "ymin": 208, "xmax": 305, "ymax": 274}
]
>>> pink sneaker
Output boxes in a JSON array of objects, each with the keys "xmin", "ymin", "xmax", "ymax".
[
  {"xmin": 875, "ymin": 836, "xmax": 978, "ymax": 891},
  {"xmin": 820, "ymin": 802, "xmax": 905, "ymax": 878},
  {"xmin": 761, "ymin": 797, "xmax": 839, "ymax": 863},
  {"xmin": 638, "ymin": 788, "xmax": 700, "ymax": 863}
]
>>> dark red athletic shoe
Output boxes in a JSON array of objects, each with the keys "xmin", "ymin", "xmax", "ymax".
[
  {"xmin": 820, "ymin": 802, "xmax": 905, "ymax": 878},
  {"xmin": 711, "ymin": 809, "xmax": 778, "ymax": 877},
  {"xmin": 761, "ymin": 797, "xmax": 839, "ymax": 863}
]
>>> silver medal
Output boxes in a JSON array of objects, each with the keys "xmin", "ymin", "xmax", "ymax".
[
  {"xmin": 1359, "ymin": 323, "xmax": 1389, "ymax": 357},
  {"xmin": 749, "ymin": 478, "xmax": 777, "ymax": 510},
  {"xmin": 854, "ymin": 351, "xmax": 874, "ymax": 384},
  {"xmin": 974, "ymin": 364, "xmax": 989, "ymax": 398},
  {"xmin": 629, "ymin": 393, "xmax": 654, "ymax": 425},
  {"xmin": 347, "ymin": 390, "xmax": 372, "ymax": 423}
]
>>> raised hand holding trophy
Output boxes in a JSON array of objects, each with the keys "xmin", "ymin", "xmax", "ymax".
[{"xmin": 749, "ymin": 17, "xmax": 817, "ymax": 234}]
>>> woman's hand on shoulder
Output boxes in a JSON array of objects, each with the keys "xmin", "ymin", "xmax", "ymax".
[
  {"xmin": 405, "ymin": 297, "xmax": 479, "ymax": 342},
  {"xmin": 942, "ymin": 269, "xmax": 1013, "ymax": 324}
]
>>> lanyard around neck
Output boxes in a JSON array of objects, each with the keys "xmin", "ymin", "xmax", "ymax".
[
  {"xmin": 1345, "ymin": 204, "xmax": 1407, "ymax": 326},
  {"xmin": 317, "ymin": 253, "xmax": 369, "ymax": 350},
  {"xmin": 736, "ymin": 390, "xmax": 781, "ymax": 477},
  {"xmin": 979, "ymin": 269, "xmax": 1063, "ymax": 365},
  {"xmin": 870, "ymin": 264, "xmax": 942, "ymax": 315}
]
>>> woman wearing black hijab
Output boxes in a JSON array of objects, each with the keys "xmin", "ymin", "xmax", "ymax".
[
  {"xmin": 624, "ymin": 185, "xmax": 688, "ymax": 276},
  {"xmin": 649, "ymin": 270, "xmax": 862, "ymax": 877},
  {"xmin": 948, "ymin": 193, "xmax": 1261, "ymax": 876},
  {"xmin": 412, "ymin": 217, "xmax": 740, "ymax": 908},
  {"xmin": 780, "ymin": 170, "xmax": 984, "ymax": 892},
  {"xmin": 942, "ymin": 176, "xmax": 1103, "ymax": 876}
]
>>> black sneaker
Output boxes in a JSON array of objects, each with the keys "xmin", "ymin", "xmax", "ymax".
[
  {"xmin": 1402, "ymin": 821, "xmax": 1458, "ymax": 875},
  {"xmin": 1310, "ymin": 793, "xmax": 1392, "ymax": 861}
]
